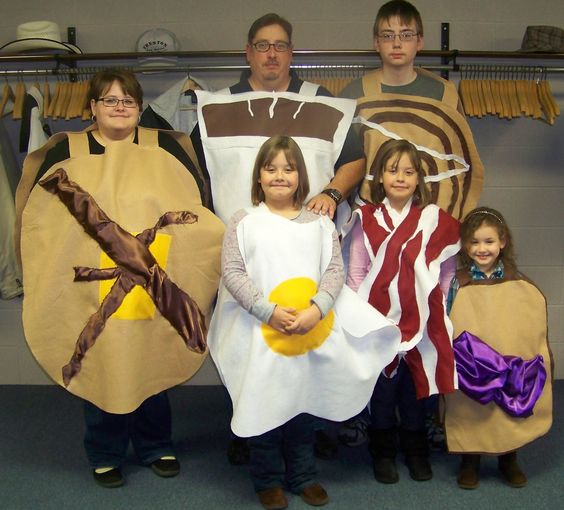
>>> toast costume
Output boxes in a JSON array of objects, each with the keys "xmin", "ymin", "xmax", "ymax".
[
  {"xmin": 444, "ymin": 272, "xmax": 552, "ymax": 454},
  {"xmin": 16, "ymin": 126, "xmax": 224, "ymax": 413}
]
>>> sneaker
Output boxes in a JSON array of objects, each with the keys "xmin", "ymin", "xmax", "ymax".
[
  {"xmin": 151, "ymin": 457, "xmax": 180, "ymax": 477},
  {"xmin": 300, "ymin": 483, "xmax": 329, "ymax": 506},
  {"xmin": 314, "ymin": 430, "xmax": 338, "ymax": 460},
  {"xmin": 227, "ymin": 437, "xmax": 250, "ymax": 465},
  {"xmin": 93, "ymin": 467, "xmax": 124, "ymax": 488},
  {"xmin": 337, "ymin": 416, "xmax": 369, "ymax": 447}
]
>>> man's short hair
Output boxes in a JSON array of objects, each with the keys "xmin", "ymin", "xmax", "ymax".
[
  {"xmin": 247, "ymin": 13, "xmax": 293, "ymax": 44},
  {"xmin": 373, "ymin": 0, "xmax": 423, "ymax": 38}
]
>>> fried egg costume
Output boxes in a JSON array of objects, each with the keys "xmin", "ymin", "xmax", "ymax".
[{"xmin": 208, "ymin": 204, "xmax": 402, "ymax": 438}]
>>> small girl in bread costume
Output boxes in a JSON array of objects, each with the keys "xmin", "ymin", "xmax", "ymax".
[
  {"xmin": 208, "ymin": 136, "xmax": 400, "ymax": 509},
  {"xmin": 444, "ymin": 207, "xmax": 552, "ymax": 489}
]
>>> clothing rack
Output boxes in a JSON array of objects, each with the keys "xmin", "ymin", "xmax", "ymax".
[{"xmin": 1, "ymin": 49, "xmax": 564, "ymax": 78}]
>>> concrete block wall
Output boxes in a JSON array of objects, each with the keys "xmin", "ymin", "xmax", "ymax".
[{"xmin": 0, "ymin": 1, "xmax": 562, "ymax": 383}]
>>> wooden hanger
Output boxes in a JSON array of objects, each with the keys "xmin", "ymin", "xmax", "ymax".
[
  {"xmin": 12, "ymin": 77, "xmax": 26, "ymax": 120},
  {"xmin": 42, "ymin": 80, "xmax": 51, "ymax": 117},
  {"xmin": 0, "ymin": 81, "xmax": 15, "ymax": 117}
]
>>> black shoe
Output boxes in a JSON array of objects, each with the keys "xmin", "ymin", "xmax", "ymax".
[
  {"xmin": 151, "ymin": 458, "xmax": 180, "ymax": 478},
  {"xmin": 93, "ymin": 467, "xmax": 124, "ymax": 488},
  {"xmin": 406, "ymin": 455, "xmax": 433, "ymax": 481},
  {"xmin": 372, "ymin": 456, "xmax": 399, "ymax": 484},
  {"xmin": 227, "ymin": 437, "xmax": 250, "ymax": 465},
  {"xmin": 314, "ymin": 430, "xmax": 338, "ymax": 460}
]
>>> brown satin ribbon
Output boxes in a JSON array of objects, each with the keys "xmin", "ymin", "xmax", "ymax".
[{"xmin": 40, "ymin": 168, "xmax": 207, "ymax": 386}]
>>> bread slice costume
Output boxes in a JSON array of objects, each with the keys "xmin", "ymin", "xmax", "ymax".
[
  {"xmin": 354, "ymin": 69, "xmax": 484, "ymax": 220},
  {"xmin": 444, "ymin": 274, "xmax": 552, "ymax": 454},
  {"xmin": 16, "ymin": 127, "xmax": 224, "ymax": 413}
]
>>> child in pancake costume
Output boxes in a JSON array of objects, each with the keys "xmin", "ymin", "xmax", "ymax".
[
  {"xmin": 208, "ymin": 136, "xmax": 400, "ymax": 509},
  {"xmin": 445, "ymin": 207, "xmax": 552, "ymax": 489}
]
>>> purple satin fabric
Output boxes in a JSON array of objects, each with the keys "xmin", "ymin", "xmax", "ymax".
[{"xmin": 453, "ymin": 331, "xmax": 546, "ymax": 418}]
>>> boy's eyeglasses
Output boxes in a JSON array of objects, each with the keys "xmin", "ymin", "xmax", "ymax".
[
  {"xmin": 378, "ymin": 31, "xmax": 419, "ymax": 43},
  {"xmin": 252, "ymin": 40, "xmax": 291, "ymax": 52},
  {"xmin": 97, "ymin": 97, "xmax": 138, "ymax": 108}
]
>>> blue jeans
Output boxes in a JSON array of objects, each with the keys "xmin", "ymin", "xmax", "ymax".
[
  {"xmin": 83, "ymin": 391, "xmax": 175, "ymax": 468},
  {"xmin": 370, "ymin": 359, "xmax": 426, "ymax": 432},
  {"xmin": 249, "ymin": 413, "xmax": 317, "ymax": 493}
]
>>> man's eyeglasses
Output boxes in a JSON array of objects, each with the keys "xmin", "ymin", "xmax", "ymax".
[
  {"xmin": 377, "ymin": 31, "xmax": 419, "ymax": 43},
  {"xmin": 97, "ymin": 97, "xmax": 138, "ymax": 108},
  {"xmin": 252, "ymin": 40, "xmax": 291, "ymax": 53}
]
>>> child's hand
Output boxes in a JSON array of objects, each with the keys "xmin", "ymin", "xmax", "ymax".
[
  {"xmin": 268, "ymin": 305, "xmax": 297, "ymax": 334},
  {"xmin": 284, "ymin": 305, "xmax": 321, "ymax": 335}
]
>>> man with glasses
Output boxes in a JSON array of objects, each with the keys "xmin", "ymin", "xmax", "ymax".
[
  {"xmin": 339, "ymin": 0, "xmax": 484, "ymax": 489},
  {"xmin": 193, "ymin": 12, "xmax": 365, "ymax": 221}
]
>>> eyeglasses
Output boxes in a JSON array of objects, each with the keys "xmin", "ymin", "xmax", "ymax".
[
  {"xmin": 252, "ymin": 40, "xmax": 291, "ymax": 53},
  {"xmin": 377, "ymin": 31, "xmax": 419, "ymax": 43},
  {"xmin": 97, "ymin": 97, "xmax": 138, "ymax": 108}
]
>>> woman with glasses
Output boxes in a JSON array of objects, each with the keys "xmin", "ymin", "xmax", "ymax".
[{"xmin": 15, "ymin": 69, "xmax": 223, "ymax": 488}]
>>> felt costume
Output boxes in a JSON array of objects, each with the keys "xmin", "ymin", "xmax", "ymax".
[
  {"xmin": 345, "ymin": 202, "xmax": 461, "ymax": 398},
  {"xmin": 444, "ymin": 272, "xmax": 552, "ymax": 454},
  {"xmin": 342, "ymin": 69, "xmax": 484, "ymax": 220},
  {"xmin": 195, "ymin": 88, "xmax": 357, "ymax": 226},
  {"xmin": 16, "ymin": 126, "xmax": 224, "ymax": 414},
  {"xmin": 208, "ymin": 204, "xmax": 401, "ymax": 438}
]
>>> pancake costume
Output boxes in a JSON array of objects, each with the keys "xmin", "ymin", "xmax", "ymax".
[
  {"xmin": 16, "ymin": 126, "xmax": 224, "ymax": 414},
  {"xmin": 208, "ymin": 204, "xmax": 402, "ymax": 438},
  {"xmin": 343, "ymin": 69, "xmax": 484, "ymax": 220},
  {"xmin": 444, "ymin": 270, "xmax": 552, "ymax": 454}
]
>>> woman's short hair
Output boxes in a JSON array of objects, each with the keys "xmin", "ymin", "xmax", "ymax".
[{"xmin": 87, "ymin": 69, "xmax": 143, "ymax": 108}]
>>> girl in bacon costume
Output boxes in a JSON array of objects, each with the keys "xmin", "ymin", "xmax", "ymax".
[
  {"xmin": 345, "ymin": 138, "xmax": 460, "ymax": 484},
  {"xmin": 444, "ymin": 208, "xmax": 552, "ymax": 489},
  {"xmin": 208, "ymin": 136, "xmax": 401, "ymax": 509}
]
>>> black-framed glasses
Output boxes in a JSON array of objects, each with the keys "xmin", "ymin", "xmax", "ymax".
[
  {"xmin": 252, "ymin": 40, "xmax": 291, "ymax": 53},
  {"xmin": 97, "ymin": 97, "xmax": 138, "ymax": 108},
  {"xmin": 377, "ymin": 31, "xmax": 419, "ymax": 43}
]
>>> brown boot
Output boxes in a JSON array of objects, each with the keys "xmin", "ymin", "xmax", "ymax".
[
  {"xmin": 498, "ymin": 452, "xmax": 527, "ymax": 488},
  {"xmin": 257, "ymin": 487, "xmax": 288, "ymax": 510},
  {"xmin": 457, "ymin": 454, "xmax": 480, "ymax": 489}
]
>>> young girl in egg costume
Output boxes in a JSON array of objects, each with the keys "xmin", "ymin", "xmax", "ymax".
[
  {"xmin": 344, "ymin": 138, "xmax": 460, "ymax": 484},
  {"xmin": 444, "ymin": 207, "xmax": 552, "ymax": 490},
  {"xmin": 208, "ymin": 136, "xmax": 401, "ymax": 510}
]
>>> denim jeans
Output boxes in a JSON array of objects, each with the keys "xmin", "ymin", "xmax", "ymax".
[
  {"xmin": 370, "ymin": 359, "xmax": 426, "ymax": 431},
  {"xmin": 83, "ymin": 391, "xmax": 175, "ymax": 468},
  {"xmin": 249, "ymin": 413, "xmax": 317, "ymax": 493}
]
